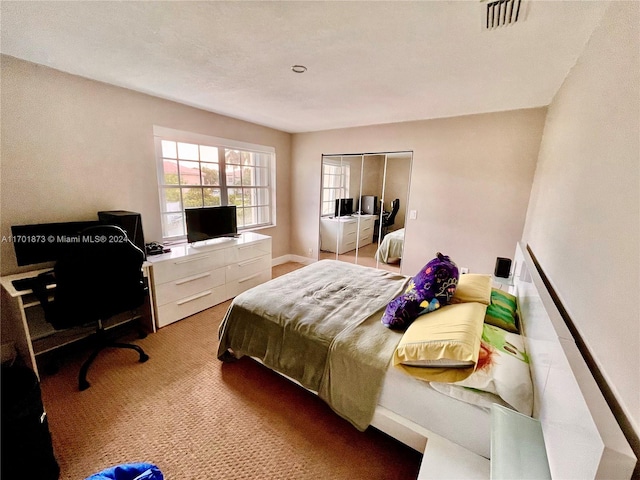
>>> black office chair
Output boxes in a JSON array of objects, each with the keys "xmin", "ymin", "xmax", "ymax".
[
  {"xmin": 381, "ymin": 199, "xmax": 400, "ymax": 238},
  {"xmin": 33, "ymin": 225, "xmax": 149, "ymax": 391}
]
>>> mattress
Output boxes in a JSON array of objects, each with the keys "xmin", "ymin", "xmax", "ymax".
[{"xmin": 375, "ymin": 228, "xmax": 404, "ymax": 263}]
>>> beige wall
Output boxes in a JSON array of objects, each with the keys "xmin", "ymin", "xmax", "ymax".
[
  {"xmin": 361, "ymin": 155, "xmax": 384, "ymax": 208},
  {"xmin": 0, "ymin": 56, "xmax": 292, "ymax": 275},
  {"xmin": 291, "ymin": 108, "xmax": 547, "ymax": 275},
  {"xmin": 383, "ymin": 154, "xmax": 411, "ymax": 232},
  {"xmin": 523, "ymin": 2, "xmax": 639, "ymax": 436}
]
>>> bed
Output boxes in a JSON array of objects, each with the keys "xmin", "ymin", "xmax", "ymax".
[
  {"xmin": 375, "ymin": 227, "xmax": 404, "ymax": 264},
  {"xmin": 218, "ymin": 244, "xmax": 637, "ymax": 478}
]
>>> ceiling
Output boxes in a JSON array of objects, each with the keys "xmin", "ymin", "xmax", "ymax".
[{"xmin": 0, "ymin": 1, "xmax": 610, "ymax": 133}]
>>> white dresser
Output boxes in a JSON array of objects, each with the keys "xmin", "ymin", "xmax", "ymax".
[
  {"xmin": 320, "ymin": 214, "xmax": 376, "ymax": 254},
  {"xmin": 147, "ymin": 232, "xmax": 271, "ymax": 328}
]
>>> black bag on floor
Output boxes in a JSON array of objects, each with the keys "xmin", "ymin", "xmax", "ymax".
[{"xmin": 1, "ymin": 365, "xmax": 60, "ymax": 480}]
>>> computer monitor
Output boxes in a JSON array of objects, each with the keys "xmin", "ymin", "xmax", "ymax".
[
  {"xmin": 334, "ymin": 198, "xmax": 354, "ymax": 217},
  {"xmin": 11, "ymin": 220, "xmax": 101, "ymax": 266},
  {"xmin": 360, "ymin": 195, "xmax": 378, "ymax": 215}
]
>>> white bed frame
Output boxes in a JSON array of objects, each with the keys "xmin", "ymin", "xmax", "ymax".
[
  {"xmin": 367, "ymin": 242, "xmax": 637, "ymax": 479},
  {"xmin": 254, "ymin": 243, "xmax": 637, "ymax": 478}
]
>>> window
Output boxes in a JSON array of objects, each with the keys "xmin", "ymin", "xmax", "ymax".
[
  {"xmin": 154, "ymin": 127, "xmax": 275, "ymax": 241},
  {"xmin": 321, "ymin": 161, "xmax": 350, "ymax": 216}
]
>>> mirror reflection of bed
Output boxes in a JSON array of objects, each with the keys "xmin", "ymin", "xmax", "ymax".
[
  {"xmin": 375, "ymin": 227, "xmax": 404, "ymax": 265},
  {"xmin": 319, "ymin": 152, "xmax": 412, "ymax": 273}
]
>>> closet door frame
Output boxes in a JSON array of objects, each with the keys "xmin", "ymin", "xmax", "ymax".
[{"xmin": 319, "ymin": 151, "xmax": 412, "ymax": 271}]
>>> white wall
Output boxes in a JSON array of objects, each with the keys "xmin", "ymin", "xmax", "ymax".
[
  {"xmin": 0, "ymin": 56, "xmax": 292, "ymax": 275},
  {"xmin": 523, "ymin": 1, "xmax": 639, "ymax": 437},
  {"xmin": 291, "ymin": 108, "xmax": 547, "ymax": 275}
]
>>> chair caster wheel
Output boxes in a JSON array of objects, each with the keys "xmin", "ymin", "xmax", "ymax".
[{"xmin": 140, "ymin": 353, "xmax": 150, "ymax": 363}]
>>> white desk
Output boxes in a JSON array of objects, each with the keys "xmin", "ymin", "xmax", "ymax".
[{"xmin": 0, "ymin": 263, "xmax": 155, "ymax": 378}]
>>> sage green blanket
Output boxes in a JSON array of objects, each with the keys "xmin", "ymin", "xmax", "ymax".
[{"xmin": 217, "ymin": 260, "xmax": 410, "ymax": 430}]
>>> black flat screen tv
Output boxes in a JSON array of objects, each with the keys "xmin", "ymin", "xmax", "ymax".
[
  {"xmin": 185, "ymin": 206, "xmax": 238, "ymax": 243},
  {"xmin": 334, "ymin": 198, "xmax": 354, "ymax": 217}
]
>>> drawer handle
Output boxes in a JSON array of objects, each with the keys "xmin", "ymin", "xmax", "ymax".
[
  {"xmin": 238, "ymin": 257, "xmax": 262, "ymax": 268},
  {"xmin": 362, "ymin": 227, "xmax": 372, "ymax": 232},
  {"xmin": 238, "ymin": 245, "xmax": 254, "ymax": 251},
  {"xmin": 238, "ymin": 272, "xmax": 261, "ymax": 284},
  {"xmin": 174, "ymin": 272, "xmax": 211, "ymax": 285},
  {"xmin": 174, "ymin": 256, "xmax": 208, "ymax": 265},
  {"xmin": 176, "ymin": 290, "xmax": 212, "ymax": 305}
]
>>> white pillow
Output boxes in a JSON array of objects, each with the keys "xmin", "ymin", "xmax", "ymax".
[
  {"xmin": 431, "ymin": 324, "xmax": 533, "ymax": 415},
  {"xmin": 429, "ymin": 382, "xmax": 513, "ymax": 411}
]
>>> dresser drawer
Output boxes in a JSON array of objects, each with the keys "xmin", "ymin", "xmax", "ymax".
[
  {"xmin": 340, "ymin": 221, "xmax": 358, "ymax": 235},
  {"xmin": 358, "ymin": 236, "xmax": 372, "ymax": 248},
  {"xmin": 152, "ymin": 249, "xmax": 226, "ymax": 284},
  {"xmin": 154, "ymin": 267, "xmax": 226, "ymax": 306},
  {"xmin": 156, "ymin": 284, "xmax": 227, "ymax": 328},
  {"xmin": 359, "ymin": 224, "xmax": 374, "ymax": 239},
  {"xmin": 342, "ymin": 229, "xmax": 357, "ymax": 243},
  {"xmin": 339, "ymin": 239, "xmax": 357, "ymax": 254},
  {"xmin": 226, "ymin": 268, "xmax": 271, "ymax": 299},
  {"xmin": 232, "ymin": 239, "xmax": 272, "ymax": 263},
  {"xmin": 359, "ymin": 217, "xmax": 375, "ymax": 229},
  {"xmin": 226, "ymin": 254, "xmax": 271, "ymax": 283}
]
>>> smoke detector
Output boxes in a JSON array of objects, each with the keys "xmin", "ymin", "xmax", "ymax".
[{"xmin": 483, "ymin": 0, "xmax": 523, "ymax": 29}]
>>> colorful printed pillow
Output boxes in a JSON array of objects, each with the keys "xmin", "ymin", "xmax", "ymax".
[
  {"xmin": 485, "ymin": 288, "xmax": 519, "ymax": 333},
  {"xmin": 430, "ymin": 324, "xmax": 533, "ymax": 415},
  {"xmin": 451, "ymin": 274, "xmax": 492, "ymax": 305},
  {"xmin": 382, "ymin": 252, "xmax": 459, "ymax": 329}
]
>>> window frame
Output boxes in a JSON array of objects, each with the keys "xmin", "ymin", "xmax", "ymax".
[
  {"xmin": 153, "ymin": 126, "xmax": 276, "ymax": 242},
  {"xmin": 321, "ymin": 160, "xmax": 351, "ymax": 217}
]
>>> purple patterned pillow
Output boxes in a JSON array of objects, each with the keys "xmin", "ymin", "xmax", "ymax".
[{"xmin": 382, "ymin": 252, "xmax": 459, "ymax": 330}]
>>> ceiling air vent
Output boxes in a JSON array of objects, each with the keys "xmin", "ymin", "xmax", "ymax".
[{"xmin": 485, "ymin": 0, "xmax": 522, "ymax": 29}]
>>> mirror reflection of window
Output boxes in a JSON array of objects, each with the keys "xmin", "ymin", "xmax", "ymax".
[{"xmin": 321, "ymin": 161, "xmax": 350, "ymax": 217}]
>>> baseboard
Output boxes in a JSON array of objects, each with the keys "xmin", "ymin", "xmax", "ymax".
[{"xmin": 272, "ymin": 254, "xmax": 316, "ymax": 266}]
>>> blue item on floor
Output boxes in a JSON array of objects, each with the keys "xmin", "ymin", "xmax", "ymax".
[{"xmin": 85, "ymin": 463, "xmax": 163, "ymax": 480}]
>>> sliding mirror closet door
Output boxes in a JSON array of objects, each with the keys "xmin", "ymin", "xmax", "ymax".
[
  {"xmin": 319, "ymin": 151, "xmax": 412, "ymax": 272},
  {"xmin": 358, "ymin": 154, "xmax": 384, "ymax": 264},
  {"xmin": 375, "ymin": 152, "xmax": 412, "ymax": 270},
  {"xmin": 319, "ymin": 154, "xmax": 363, "ymax": 264}
]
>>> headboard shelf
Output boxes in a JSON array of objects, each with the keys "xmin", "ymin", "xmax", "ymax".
[{"xmin": 513, "ymin": 243, "xmax": 637, "ymax": 479}]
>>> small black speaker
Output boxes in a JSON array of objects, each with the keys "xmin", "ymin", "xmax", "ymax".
[
  {"xmin": 98, "ymin": 210, "xmax": 146, "ymax": 259},
  {"xmin": 494, "ymin": 257, "xmax": 512, "ymax": 278}
]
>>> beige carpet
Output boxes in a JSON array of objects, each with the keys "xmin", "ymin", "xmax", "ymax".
[
  {"xmin": 319, "ymin": 243, "xmax": 401, "ymax": 273},
  {"xmin": 40, "ymin": 262, "xmax": 421, "ymax": 479}
]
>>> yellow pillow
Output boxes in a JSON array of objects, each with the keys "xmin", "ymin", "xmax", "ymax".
[
  {"xmin": 393, "ymin": 302, "xmax": 486, "ymax": 382},
  {"xmin": 451, "ymin": 274, "xmax": 492, "ymax": 305}
]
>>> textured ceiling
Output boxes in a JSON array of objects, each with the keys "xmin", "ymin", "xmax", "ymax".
[{"xmin": 0, "ymin": 1, "xmax": 610, "ymax": 133}]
